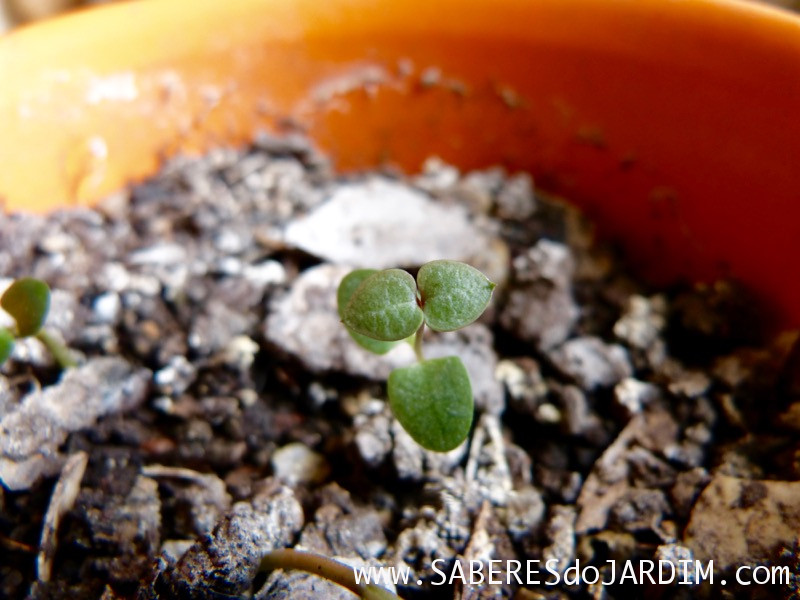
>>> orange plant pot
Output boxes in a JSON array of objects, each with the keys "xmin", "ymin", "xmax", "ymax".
[{"xmin": 1, "ymin": 0, "xmax": 799, "ymax": 330}]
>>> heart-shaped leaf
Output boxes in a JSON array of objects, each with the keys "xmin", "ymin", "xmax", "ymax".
[
  {"xmin": 388, "ymin": 356, "xmax": 473, "ymax": 452},
  {"xmin": 342, "ymin": 269, "xmax": 423, "ymax": 342},
  {"xmin": 417, "ymin": 260, "xmax": 495, "ymax": 332},
  {"xmin": 0, "ymin": 327, "xmax": 15, "ymax": 365},
  {"xmin": 337, "ymin": 269, "xmax": 397, "ymax": 355},
  {"xmin": 1, "ymin": 278, "xmax": 51, "ymax": 338}
]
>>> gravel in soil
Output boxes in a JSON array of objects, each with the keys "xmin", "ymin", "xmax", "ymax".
[{"xmin": 1, "ymin": 134, "xmax": 799, "ymax": 600}]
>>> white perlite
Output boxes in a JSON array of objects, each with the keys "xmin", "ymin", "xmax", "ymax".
[
  {"xmin": 0, "ymin": 357, "xmax": 150, "ymax": 490},
  {"xmin": 548, "ymin": 336, "xmax": 633, "ymax": 390},
  {"xmin": 284, "ymin": 178, "xmax": 495, "ymax": 268}
]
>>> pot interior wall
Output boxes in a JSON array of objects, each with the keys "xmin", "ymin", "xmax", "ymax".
[{"xmin": 2, "ymin": 0, "xmax": 800, "ymax": 330}]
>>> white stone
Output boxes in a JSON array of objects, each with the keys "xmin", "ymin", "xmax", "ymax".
[
  {"xmin": 271, "ymin": 442, "xmax": 329, "ymax": 486},
  {"xmin": 283, "ymin": 178, "xmax": 495, "ymax": 268},
  {"xmin": 92, "ymin": 292, "xmax": 121, "ymax": 324},
  {"xmin": 548, "ymin": 337, "xmax": 633, "ymax": 390}
]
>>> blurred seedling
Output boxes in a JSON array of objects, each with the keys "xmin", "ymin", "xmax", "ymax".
[
  {"xmin": 0, "ymin": 277, "xmax": 76, "ymax": 369},
  {"xmin": 338, "ymin": 260, "xmax": 495, "ymax": 452}
]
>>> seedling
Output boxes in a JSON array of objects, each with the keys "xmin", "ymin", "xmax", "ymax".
[
  {"xmin": 260, "ymin": 548, "xmax": 401, "ymax": 599},
  {"xmin": 0, "ymin": 277, "xmax": 76, "ymax": 369},
  {"xmin": 338, "ymin": 260, "xmax": 495, "ymax": 452}
]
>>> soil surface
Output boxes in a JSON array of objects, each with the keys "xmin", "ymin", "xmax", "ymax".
[{"xmin": 1, "ymin": 135, "xmax": 799, "ymax": 600}]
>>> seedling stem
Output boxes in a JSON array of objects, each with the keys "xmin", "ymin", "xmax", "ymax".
[
  {"xmin": 413, "ymin": 323, "xmax": 425, "ymax": 362},
  {"xmin": 0, "ymin": 278, "xmax": 76, "ymax": 369},
  {"xmin": 259, "ymin": 548, "xmax": 401, "ymax": 599}
]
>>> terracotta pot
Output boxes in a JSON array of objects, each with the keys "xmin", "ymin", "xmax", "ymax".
[{"xmin": 2, "ymin": 0, "xmax": 799, "ymax": 330}]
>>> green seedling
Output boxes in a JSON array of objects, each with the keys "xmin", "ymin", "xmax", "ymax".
[
  {"xmin": 0, "ymin": 277, "xmax": 76, "ymax": 369},
  {"xmin": 338, "ymin": 260, "xmax": 495, "ymax": 452}
]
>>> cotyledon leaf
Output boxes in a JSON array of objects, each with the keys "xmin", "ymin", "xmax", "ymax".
[
  {"xmin": 342, "ymin": 269, "xmax": 423, "ymax": 342},
  {"xmin": 337, "ymin": 269, "xmax": 397, "ymax": 355},
  {"xmin": 417, "ymin": 260, "xmax": 495, "ymax": 332},
  {"xmin": 1, "ymin": 277, "xmax": 51, "ymax": 338},
  {"xmin": 388, "ymin": 355, "xmax": 473, "ymax": 452}
]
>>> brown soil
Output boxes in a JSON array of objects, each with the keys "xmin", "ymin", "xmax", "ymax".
[{"xmin": 1, "ymin": 135, "xmax": 798, "ymax": 600}]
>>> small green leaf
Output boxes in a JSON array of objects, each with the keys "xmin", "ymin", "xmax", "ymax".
[
  {"xmin": 338, "ymin": 269, "xmax": 397, "ymax": 355},
  {"xmin": 417, "ymin": 260, "xmax": 495, "ymax": 332},
  {"xmin": 338, "ymin": 269, "xmax": 377, "ymax": 310},
  {"xmin": 342, "ymin": 269, "xmax": 423, "ymax": 342},
  {"xmin": 0, "ymin": 327, "xmax": 15, "ymax": 365},
  {"xmin": 1, "ymin": 278, "xmax": 51, "ymax": 338},
  {"xmin": 388, "ymin": 356, "xmax": 474, "ymax": 452}
]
